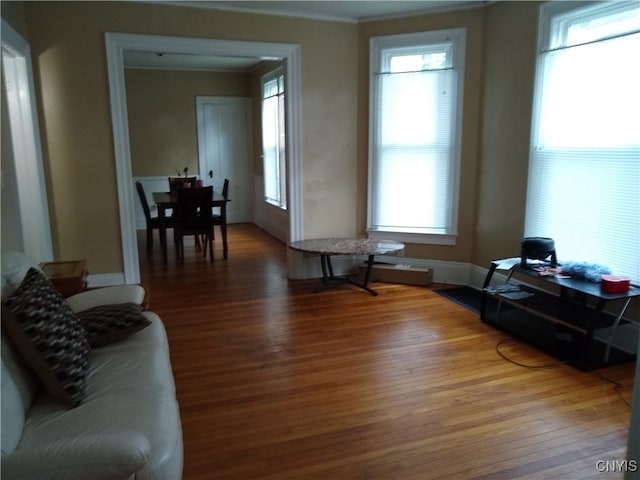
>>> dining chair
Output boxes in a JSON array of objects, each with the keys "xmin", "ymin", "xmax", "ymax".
[
  {"xmin": 208, "ymin": 178, "xmax": 230, "ymax": 259},
  {"xmin": 135, "ymin": 181, "xmax": 177, "ymax": 253},
  {"xmin": 211, "ymin": 178, "xmax": 230, "ymax": 236},
  {"xmin": 174, "ymin": 186, "xmax": 214, "ymax": 263},
  {"xmin": 168, "ymin": 176, "xmax": 198, "ymax": 192}
]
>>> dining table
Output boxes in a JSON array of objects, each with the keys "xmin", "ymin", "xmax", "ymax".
[{"xmin": 152, "ymin": 191, "xmax": 230, "ymax": 262}]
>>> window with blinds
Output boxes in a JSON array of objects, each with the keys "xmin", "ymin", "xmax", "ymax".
[
  {"xmin": 368, "ymin": 29, "xmax": 466, "ymax": 245},
  {"xmin": 526, "ymin": 1, "xmax": 640, "ymax": 283},
  {"xmin": 262, "ymin": 68, "xmax": 287, "ymax": 209}
]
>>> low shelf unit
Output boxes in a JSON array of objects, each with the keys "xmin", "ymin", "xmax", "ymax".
[{"xmin": 481, "ymin": 262, "xmax": 640, "ymax": 371}]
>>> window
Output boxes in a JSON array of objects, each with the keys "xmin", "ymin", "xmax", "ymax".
[
  {"xmin": 261, "ymin": 68, "xmax": 287, "ymax": 209},
  {"xmin": 526, "ymin": 1, "xmax": 640, "ymax": 283},
  {"xmin": 368, "ymin": 29, "xmax": 466, "ymax": 245}
]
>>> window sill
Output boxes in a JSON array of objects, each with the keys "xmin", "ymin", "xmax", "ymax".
[{"xmin": 367, "ymin": 229, "xmax": 457, "ymax": 246}]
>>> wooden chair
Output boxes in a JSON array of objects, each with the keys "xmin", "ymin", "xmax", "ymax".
[
  {"xmin": 168, "ymin": 176, "xmax": 198, "ymax": 192},
  {"xmin": 174, "ymin": 186, "xmax": 214, "ymax": 263},
  {"xmin": 135, "ymin": 181, "xmax": 176, "ymax": 253},
  {"xmin": 211, "ymin": 178, "xmax": 230, "ymax": 258},
  {"xmin": 212, "ymin": 178, "xmax": 230, "ymax": 234}
]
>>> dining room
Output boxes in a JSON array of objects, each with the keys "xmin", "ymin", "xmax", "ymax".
[{"xmin": 125, "ymin": 45, "xmax": 290, "ymax": 268}]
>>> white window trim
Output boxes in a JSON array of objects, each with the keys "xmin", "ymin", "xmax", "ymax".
[
  {"xmin": 1, "ymin": 19, "xmax": 54, "ymax": 262},
  {"xmin": 367, "ymin": 28, "xmax": 465, "ymax": 246},
  {"xmin": 105, "ymin": 33, "xmax": 302, "ymax": 284},
  {"xmin": 261, "ymin": 66, "xmax": 287, "ymax": 210}
]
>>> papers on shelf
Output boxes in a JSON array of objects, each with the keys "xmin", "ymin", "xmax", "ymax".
[
  {"xmin": 500, "ymin": 291, "xmax": 535, "ymax": 300},
  {"xmin": 485, "ymin": 284, "xmax": 535, "ymax": 300},
  {"xmin": 494, "ymin": 257, "xmax": 520, "ymax": 270}
]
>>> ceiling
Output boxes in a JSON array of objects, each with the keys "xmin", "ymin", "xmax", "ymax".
[
  {"xmin": 125, "ymin": 1, "xmax": 487, "ymax": 72},
  {"xmin": 123, "ymin": 50, "xmax": 271, "ymax": 72}
]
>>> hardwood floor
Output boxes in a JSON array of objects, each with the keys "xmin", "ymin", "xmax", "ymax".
[{"xmin": 138, "ymin": 224, "xmax": 635, "ymax": 479}]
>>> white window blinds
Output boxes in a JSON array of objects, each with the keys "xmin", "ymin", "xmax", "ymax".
[
  {"xmin": 368, "ymin": 29, "xmax": 465, "ymax": 244},
  {"xmin": 526, "ymin": 2, "xmax": 640, "ymax": 283},
  {"xmin": 262, "ymin": 69, "xmax": 287, "ymax": 209}
]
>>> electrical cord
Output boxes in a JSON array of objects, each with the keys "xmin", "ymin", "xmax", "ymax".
[
  {"xmin": 495, "ymin": 337, "xmax": 569, "ymax": 368},
  {"xmin": 495, "ymin": 337, "xmax": 631, "ymax": 408}
]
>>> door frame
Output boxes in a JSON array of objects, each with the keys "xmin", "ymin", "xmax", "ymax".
[
  {"xmin": 1, "ymin": 19, "xmax": 53, "ymax": 262},
  {"xmin": 105, "ymin": 32, "xmax": 302, "ymax": 284}
]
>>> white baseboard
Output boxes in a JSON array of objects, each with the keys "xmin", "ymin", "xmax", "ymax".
[{"xmin": 288, "ymin": 251, "xmax": 484, "ymax": 287}]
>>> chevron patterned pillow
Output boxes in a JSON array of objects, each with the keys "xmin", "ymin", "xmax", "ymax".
[
  {"xmin": 2, "ymin": 267, "xmax": 90, "ymax": 407},
  {"xmin": 77, "ymin": 303, "xmax": 151, "ymax": 347}
]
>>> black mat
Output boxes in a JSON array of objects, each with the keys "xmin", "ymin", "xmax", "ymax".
[{"xmin": 434, "ymin": 286, "xmax": 483, "ymax": 313}]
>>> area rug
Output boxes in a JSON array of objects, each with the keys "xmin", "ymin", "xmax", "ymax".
[{"xmin": 434, "ymin": 286, "xmax": 483, "ymax": 314}]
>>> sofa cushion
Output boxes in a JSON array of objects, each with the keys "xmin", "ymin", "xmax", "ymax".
[
  {"xmin": 3, "ymin": 313, "xmax": 182, "ymax": 480},
  {"xmin": 77, "ymin": 303, "xmax": 151, "ymax": 347},
  {"xmin": 2, "ymin": 268, "xmax": 90, "ymax": 407},
  {"xmin": 66, "ymin": 285, "xmax": 146, "ymax": 313},
  {"xmin": 1, "ymin": 361, "xmax": 26, "ymax": 455}
]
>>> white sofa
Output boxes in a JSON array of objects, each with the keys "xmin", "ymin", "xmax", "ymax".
[{"xmin": 1, "ymin": 252, "xmax": 183, "ymax": 479}]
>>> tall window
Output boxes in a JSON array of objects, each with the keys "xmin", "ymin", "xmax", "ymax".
[
  {"xmin": 526, "ymin": 1, "xmax": 640, "ymax": 282},
  {"xmin": 261, "ymin": 68, "xmax": 287, "ymax": 209},
  {"xmin": 368, "ymin": 29, "xmax": 466, "ymax": 245}
]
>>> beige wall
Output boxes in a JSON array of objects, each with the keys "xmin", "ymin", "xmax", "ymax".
[
  {"xmin": 10, "ymin": 1, "xmax": 544, "ymax": 276},
  {"xmin": 126, "ymin": 69, "xmax": 251, "ymax": 177},
  {"xmin": 474, "ymin": 2, "xmax": 540, "ymax": 267},
  {"xmin": 22, "ymin": 1, "xmax": 358, "ymax": 274}
]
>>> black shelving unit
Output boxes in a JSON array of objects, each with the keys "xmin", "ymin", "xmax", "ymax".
[{"xmin": 481, "ymin": 262, "xmax": 640, "ymax": 371}]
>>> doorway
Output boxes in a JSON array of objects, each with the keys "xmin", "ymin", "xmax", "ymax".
[
  {"xmin": 196, "ymin": 96, "xmax": 253, "ymax": 223},
  {"xmin": 105, "ymin": 33, "xmax": 302, "ymax": 284},
  {"xmin": 1, "ymin": 19, "xmax": 53, "ymax": 262}
]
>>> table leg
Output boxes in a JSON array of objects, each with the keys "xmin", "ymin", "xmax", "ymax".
[
  {"xmin": 604, "ymin": 297, "xmax": 633, "ymax": 362},
  {"xmin": 158, "ymin": 205, "xmax": 168, "ymax": 262},
  {"xmin": 221, "ymin": 204, "xmax": 228, "ymax": 259},
  {"xmin": 313, "ymin": 254, "xmax": 378, "ymax": 296},
  {"xmin": 314, "ymin": 255, "xmax": 341, "ymax": 293},
  {"xmin": 347, "ymin": 254, "xmax": 378, "ymax": 296},
  {"xmin": 320, "ymin": 254, "xmax": 329, "ymax": 281}
]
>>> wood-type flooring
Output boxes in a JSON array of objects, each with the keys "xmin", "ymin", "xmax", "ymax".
[{"xmin": 138, "ymin": 224, "xmax": 635, "ymax": 480}]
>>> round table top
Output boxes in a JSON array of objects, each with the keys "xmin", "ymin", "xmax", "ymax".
[{"xmin": 289, "ymin": 238, "xmax": 404, "ymax": 256}]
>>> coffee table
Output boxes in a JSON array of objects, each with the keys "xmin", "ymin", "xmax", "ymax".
[{"xmin": 289, "ymin": 238, "xmax": 405, "ymax": 296}]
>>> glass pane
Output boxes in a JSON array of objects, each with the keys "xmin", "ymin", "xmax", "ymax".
[
  {"xmin": 263, "ymin": 78, "xmax": 279, "ymax": 98},
  {"xmin": 536, "ymin": 33, "xmax": 640, "ymax": 148},
  {"xmin": 379, "ymin": 71, "xmax": 453, "ymax": 147},
  {"xmin": 528, "ymin": 4, "xmax": 640, "ymax": 282},
  {"xmin": 389, "ymin": 51, "xmax": 449, "ymax": 73},
  {"xmin": 567, "ymin": 6, "xmax": 640, "ymax": 46},
  {"xmin": 373, "ymin": 147, "xmax": 450, "ymax": 230}
]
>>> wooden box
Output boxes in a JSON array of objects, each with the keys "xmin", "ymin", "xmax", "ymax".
[
  {"xmin": 40, "ymin": 260, "xmax": 88, "ymax": 297},
  {"xmin": 359, "ymin": 263, "xmax": 433, "ymax": 287}
]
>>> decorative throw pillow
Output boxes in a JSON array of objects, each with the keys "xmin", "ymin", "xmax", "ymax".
[
  {"xmin": 2, "ymin": 267, "xmax": 90, "ymax": 407},
  {"xmin": 77, "ymin": 303, "xmax": 151, "ymax": 347}
]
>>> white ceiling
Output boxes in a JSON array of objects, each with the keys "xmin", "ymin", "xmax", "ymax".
[
  {"xmin": 125, "ymin": 1, "xmax": 487, "ymax": 72},
  {"xmin": 123, "ymin": 50, "xmax": 270, "ymax": 72}
]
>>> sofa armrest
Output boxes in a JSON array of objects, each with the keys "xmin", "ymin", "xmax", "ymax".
[
  {"xmin": 1, "ymin": 431, "xmax": 151, "ymax": 480},
  {"xmin": 66, "ymin": 285, "xmax": 146, "ymax": 313}
]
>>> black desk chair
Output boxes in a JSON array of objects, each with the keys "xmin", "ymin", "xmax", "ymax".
[
  {"xmin": 135, "ymin": 181, "xmax": 177, "ymax": 254},
  {"xmin": 174, "ymin": 186, "xmax": 214, "ymax": 263}
]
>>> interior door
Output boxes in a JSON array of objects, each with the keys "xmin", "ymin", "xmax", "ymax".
[{"xmin": 196, "ymin": 96, "xmax": 253, "ymax": 223}]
